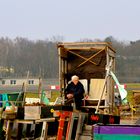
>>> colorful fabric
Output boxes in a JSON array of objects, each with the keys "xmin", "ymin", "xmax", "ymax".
[
  {"xmin": 41, "ymin": 91, "xmax": 49, "ymax": 105},
  {"xmin": 2, "ymin": 94, "xmax": 9, "ymax": 107},
  {"xmin": 110, "ymin": 71, "xmax": 127, "ymax": 103}
]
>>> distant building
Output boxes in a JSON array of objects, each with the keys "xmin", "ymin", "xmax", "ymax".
[
  {"xmin": 0, "ymin": 78, "xmax": 39, "ymax": 86},
  {"xmin": 0, "ymin": 78, "xmax": 59, "ymax": 93}
]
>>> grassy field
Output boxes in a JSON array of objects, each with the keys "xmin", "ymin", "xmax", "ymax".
[
  {"xmin": 24, "ymin": 83, "xmax": 140, "ymax": 105},
  {"xmin": 126, "ymin": 83, "xmax": 140, "ymax": 88},
  {"xmin": 126, "ymin": 83, "xmax": 140, "ymax": 103},
  {"xmin": 25, "ymin": 91, "xmax": 61, "ymax": 102}
]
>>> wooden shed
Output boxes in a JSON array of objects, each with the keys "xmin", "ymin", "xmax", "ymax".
[{"xmin": 57, "ymin": 42, "xmax": 116, "ymax": 113}]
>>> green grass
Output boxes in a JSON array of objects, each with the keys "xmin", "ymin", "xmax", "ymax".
[
  {"xmin": 25, "ymin": 91, "xmax": 61, "ymax": 102},
  {"xmin": 126, "ymin": 83, "xmax": 140, "ymax": 88},
  {"xmin": 126, "ymin": 83, "xmax": 140, "ymax": 104},
  {"xmin": 49, "ymin": 91, "xmax": 61, "ymax": 102},
  {"xmin": 25, "ymin": 92, "xmax": 39, "ymax": 98}
]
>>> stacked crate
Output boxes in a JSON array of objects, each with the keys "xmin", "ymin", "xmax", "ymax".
[{"xmin": 93, "ymin": 124, "xmax": 140, "ymax": 140}]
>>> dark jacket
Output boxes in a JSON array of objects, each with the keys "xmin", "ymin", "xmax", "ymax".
[{"xmin": 64, "ymin": 81, "xmax": 85, "ymax": 109}]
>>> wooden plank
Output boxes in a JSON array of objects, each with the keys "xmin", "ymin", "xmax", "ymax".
[
  {"xmin": 89, "ymin": 79, "xmax": 106, "ymax": 100},
  {"xmin": 36, "ymin": 118, "xmax": 55, "ymax": 123},
  {"xmin": 82, "ymin": 105, "xmax": 108, "ymax": 108},
  {"xmin": 57, "ymin": 42, "xmax": 115, "ymax": 52},
  {"xmin": 66, "ymin": 112, "xmax": 79, "ymax": 140},
  {"xmin": 75, "ymin": 113, "xmax": 88, "ymax": 140},
  {"xmin": 60, "ymin": 47, "xmax": 68, "ymax": 58},
  {"xmin": 40, "ymin": 121, "xmax": 48, "ymax": 140},
  {"xmin": 65, "ymin": 46, "xmax": 107, "ymax": 50},
  {"xmin": 58, "ymin": 42, "xmax": 111, "ymax": 46},
  {"xmin": 5, "ymin": 120, "xmax": 13, "ymax": 140},
  {"xmin": 15, "ymin": 119, "xmax": 35, "ymax": 124}
]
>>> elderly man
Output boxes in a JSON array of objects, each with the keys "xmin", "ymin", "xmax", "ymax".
[{"xmin": 64, "ymin": 75, "xmax": 85, "ymax": 110}]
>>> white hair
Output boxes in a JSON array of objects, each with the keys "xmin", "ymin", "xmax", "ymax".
[{"xmin": 71, "ymin": 75, "xmax": 79, "ymax": 81}]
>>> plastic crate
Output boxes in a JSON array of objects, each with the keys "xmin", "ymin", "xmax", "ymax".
[{"xmin": 93, "ymin": 124, "xmax": 140, "ymax": 140}]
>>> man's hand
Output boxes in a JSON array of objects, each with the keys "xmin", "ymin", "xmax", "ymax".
[{"xmin": 67, "ymin": 94, "xmax": 73, "ymax": 99}]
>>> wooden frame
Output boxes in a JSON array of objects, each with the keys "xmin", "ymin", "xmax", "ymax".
[{"xmin": 57, "ymin": 42, "xmax": 116, "ymax": 114}]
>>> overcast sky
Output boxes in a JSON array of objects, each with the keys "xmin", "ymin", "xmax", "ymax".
[{"xmin": 0, "ymin": 0, "xmax": 140, "ymax": 42}]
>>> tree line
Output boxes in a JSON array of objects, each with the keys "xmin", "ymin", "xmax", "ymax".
[
  {"xmin": 0, "ymin": 37, "xmax": 59, "ymax": 78},
  {"xmin": 0, "ymin": 36, "xmax": 139, "ymax": 83}
]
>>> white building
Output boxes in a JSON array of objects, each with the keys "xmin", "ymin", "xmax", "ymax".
[
  {"xmin": 0, "ymin": 78, "xmax": 40, "ymax": 86},
  {"xmin": 0, "ymin": 78, "xmax": 59, "ymax": 93}
]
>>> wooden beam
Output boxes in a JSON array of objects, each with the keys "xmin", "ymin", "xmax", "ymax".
[
  {"xmin": 77, "ymin": 48, "xmax": 105, "ymax": 68},
  {"xmin": 68, "ymin": 50, "xmax": 97, "ymax": 66}
]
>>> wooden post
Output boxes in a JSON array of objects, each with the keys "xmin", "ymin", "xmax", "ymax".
[
  {"xmin": 75, "ymin": 113, "xmax": 88, "ymax": 140},
  {"xmin": 65, "ymin": 112, "xmax": 79, "ymax": 140},
  {"xmin": 5, "ymin": 120, "xmax": 13, "ymax": 140},
  {"xmin": 40, "ymin": 121, "xmax": 48, "ymax": 140}
]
